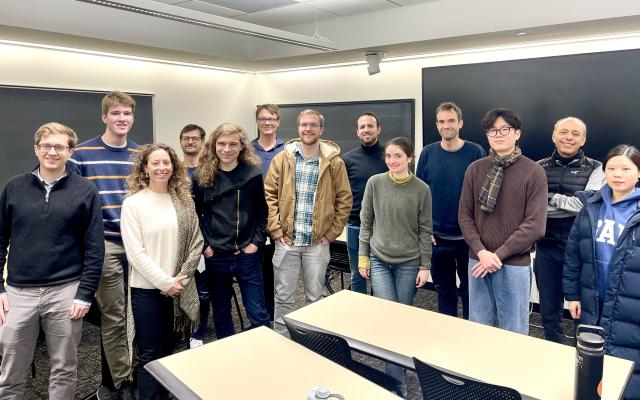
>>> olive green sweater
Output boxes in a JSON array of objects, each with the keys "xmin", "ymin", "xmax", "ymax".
[{"xmin": 359, "ymin": 173, "xmax": 433, "ymax": 268}]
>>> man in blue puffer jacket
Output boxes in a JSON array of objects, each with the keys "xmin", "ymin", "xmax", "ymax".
[{"xmin": 563, "ymin": 145, "xmax": 640, "ymax": 400}]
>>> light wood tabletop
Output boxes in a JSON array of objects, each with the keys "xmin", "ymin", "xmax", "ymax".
[
  {"xmin": 285, "ymin": 290, "xmax": 634, "ymax": 400},
  {"xmin": 146, "ymin": 326, "xmax": 401, "ymax": 399}
]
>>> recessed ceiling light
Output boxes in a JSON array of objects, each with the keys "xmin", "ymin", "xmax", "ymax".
[{"xmin": 516, "ymin": 32, "xmax": 527, "ymax": 36}]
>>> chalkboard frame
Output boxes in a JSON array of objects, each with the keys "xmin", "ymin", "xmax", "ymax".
[
  {"xmin": 0, "ymin": 85, "xmax": 154, "ymax": 186},
  {"xmin": 274, "ymin": 99, "xmax": 415, "ymax": 155}
]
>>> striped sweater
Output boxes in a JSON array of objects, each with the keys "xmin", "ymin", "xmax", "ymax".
[{"xmin": 69, "ymin": 136, "xmax": 139, "ymax": 239}]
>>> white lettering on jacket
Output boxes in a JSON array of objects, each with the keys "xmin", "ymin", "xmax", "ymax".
[{"xmin": 596, "ymin": 219, "xmax": 625, "ymax": 245}]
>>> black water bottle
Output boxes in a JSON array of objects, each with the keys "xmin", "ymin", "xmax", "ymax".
[{"xmin": 574, "ymin": 324, "xmax": 605, "ymax": 400}]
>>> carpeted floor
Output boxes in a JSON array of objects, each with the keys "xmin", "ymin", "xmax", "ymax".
[{"xmin": 25, "ymin": 275, "xmax": 576, "ymax": 399}]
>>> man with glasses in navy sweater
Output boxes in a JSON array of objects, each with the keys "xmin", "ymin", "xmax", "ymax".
[{"xmin": 0, "ymin": 122, "xmax": 104, "ymax": 399}]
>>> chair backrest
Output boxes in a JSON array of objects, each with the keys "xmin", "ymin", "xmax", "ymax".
[
  {"xmin": 285, "ymin": 321, "xmax": 353, "ymax": 368},
  {"xmin": 413, "ymin": 357, "xmax": 522, "ymax": 400},
  {"xmin": 328, "ymin": 241, "xmax": 351, "ymax": 273}
]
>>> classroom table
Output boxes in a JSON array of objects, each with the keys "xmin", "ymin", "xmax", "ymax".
[
  {"xmin": 284, "ymin": 290, "xmax": 634, "ymax": 400},
  {"xmin": 145, "ymin": 326, "xmax": 401, "ymax": 399}
]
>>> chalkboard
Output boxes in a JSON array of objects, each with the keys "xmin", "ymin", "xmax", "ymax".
[
  {"xmin": 276, "ymin": 100, "xmax": 415, "ymax": 154},
  {"xmin": 0, "ymin": 86, "xmax": 154, "ymax": 186},
  {"xmin": 422, "ymin": 49, "xmax": 640, "ymax": 162}
]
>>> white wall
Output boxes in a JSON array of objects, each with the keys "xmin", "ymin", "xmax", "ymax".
[
  {"xmin": 0, "ymin": 42, "xmax": 256, "ymax": 149},
  {"xmin": 256, "ymin": 33, "xmax": 640, "ymax": 151},
  {"xmin": 2, "ymin": 32, "xmax": 639, "ymax": 153}
]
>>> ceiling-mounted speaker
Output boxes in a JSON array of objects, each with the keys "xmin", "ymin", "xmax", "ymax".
[{"xmin": 365, "ymin": 51, "xmax": 384, "ymax": 75}]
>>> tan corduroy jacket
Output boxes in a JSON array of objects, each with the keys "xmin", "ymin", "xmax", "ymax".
[{"xmin": 264, "ymin": 139, "xmax": 352, "ymax": 245}]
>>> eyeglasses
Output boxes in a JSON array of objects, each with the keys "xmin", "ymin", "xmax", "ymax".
[
  {"xmin": 36, "ymin": 143, "xmax": 70, "ymax": 153},
  {"xmin": 257, "ymin": 117, "xmax": 278, "ymax": 124},
  {"xmin": 299, "ymin": 122, "xmax": 321, "ymax": 129},
  {"xmin": 181, "ymin": 136, "xmax": 202, "ymax": 143},
  {"xmin": 486, "ymin": 126, "xmax": 515, "ymax": 137}
]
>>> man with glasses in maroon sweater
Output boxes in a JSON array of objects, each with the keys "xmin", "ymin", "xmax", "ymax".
[{"xmin": 459, "ymin": 108, "xmax": 547, "ymax": 334}]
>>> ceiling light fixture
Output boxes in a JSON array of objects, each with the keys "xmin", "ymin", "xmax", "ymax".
[{"xmin": 75, "ymin": 0, "xmax": 337, "ymax": 51}]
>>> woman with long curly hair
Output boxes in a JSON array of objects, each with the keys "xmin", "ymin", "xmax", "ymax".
[
  {"xmin": 193, "ymin": 123, "xmax": 271, "ymax": 339},
  {"xmin": 121, "ymin": 143, "xmax": 203, "ymax": 400}
]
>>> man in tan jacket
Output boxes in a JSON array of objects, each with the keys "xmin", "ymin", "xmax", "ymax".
[{"xmin": 265, "ymin": 109, "xmax": 352, "ymax": 334}]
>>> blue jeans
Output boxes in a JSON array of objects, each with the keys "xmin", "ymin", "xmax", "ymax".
[
  {"xmin": 369, "ymin": 255, "xmax": 419, "ymax": 397},
  {"xmin": 346, "ymin": 223, "xmax": 367, "ymax": 294},
  {"xmin": 206, "ymin": 251, "xmax": 271, "ymax": 339},
  {"xmin": 430, "ymin": 237, "xmax": 469, "ymax": 319},
  {"xmin": 468, "ymin": 259, "xmax": 531, "ymax": 335}
]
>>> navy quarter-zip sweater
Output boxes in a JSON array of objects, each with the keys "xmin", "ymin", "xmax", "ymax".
[{"xmin": 0, "ymin": 171, "xmax": 105, "ymax": 302}]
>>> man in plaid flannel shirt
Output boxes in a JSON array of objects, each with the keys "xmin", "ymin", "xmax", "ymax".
[{"xmin": 264, "ymin": 109, "xmax": 352, "ymax": 335}]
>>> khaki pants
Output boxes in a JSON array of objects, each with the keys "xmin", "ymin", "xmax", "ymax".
[
  {"xmin": 95, "ymin": 240, "xmax": 131, "ymax": 389},
  {"xmin": 0, "ymin": 282, "xmax": 83, "ymax": 400}
]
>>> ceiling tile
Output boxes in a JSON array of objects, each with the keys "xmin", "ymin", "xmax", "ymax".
[
  {"xmin": 174, "ymin": 0, "xmax": 247, "ymax": 17},
  {"xmin": 234, "ymin": 3, "xmax": 337, "ymax": 29},
  {"xmin": 306, "ymin": 0, "xmax": 397, "ymax": 16},
  {"xmin": 197, "ymin": 0, "xmax": 297, "ymax": 13}
]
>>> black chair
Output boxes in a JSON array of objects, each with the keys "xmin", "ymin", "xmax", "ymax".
[
  {"xmin": 324, "ymin": 241, "xmax": 351, "ymax": 294},
  {"xmin": 284, "ymin": 319, "xmax": 402, "ymax": 396},
  {"xmin": 412, "ymin": 357, "xmax": 522, "ymax": 400}
]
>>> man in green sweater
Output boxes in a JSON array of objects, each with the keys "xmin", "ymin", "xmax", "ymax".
[{"xmin": 458, "ymin": 108, "xmax": 547, "ymax": 335}]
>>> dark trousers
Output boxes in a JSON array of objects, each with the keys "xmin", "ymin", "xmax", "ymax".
[
  {"xmin": 207, "ymin": 251, "xmax": 271, "ymax": 339},
  {"xmin": 430, "ymin": 237, "xmax": 469, "ymax": 319},
  {"xmin": 131, "ymin": 288, "xmax": 174, "ymax": 400},
  {"xmin": 534, "ymin": 242, "xmax": 566, "ymax": 343},
  {"xmin": 191, "ymin": 269, "xmax": 211, "ymax": 340},
  {"xmin": 261, "ymin": 242, "xmax": 276, "ymax": 321}
]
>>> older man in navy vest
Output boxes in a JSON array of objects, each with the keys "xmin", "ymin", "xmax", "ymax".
[{"xmin": 536, "ymin": 117, "xmax": 604, "ymax": 343}]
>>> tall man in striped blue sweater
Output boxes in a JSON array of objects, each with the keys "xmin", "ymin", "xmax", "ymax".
[{"xmin": 69, "ymin": 91, "xmax": 138, "ymax": 399}]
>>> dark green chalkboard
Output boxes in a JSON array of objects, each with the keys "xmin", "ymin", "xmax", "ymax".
[
  {"xmin": 0, "ymin": 86, "xmax": 154, "ymax": 186},
  {"xmin": 422, "ymin": 49, "xmax": 640, "ymax": 162},
  {"xmin": 275, "ymin": 99, "xmax": 414, "ymax": 154}
]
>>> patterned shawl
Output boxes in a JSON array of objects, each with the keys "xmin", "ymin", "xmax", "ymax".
[
  {"xmin": 478, "ymin": 147, "xmax": 522, "ymax": 213},
  {"xmin": 126, "ymin": 193, "xmax": 204, "ymax": 367}
]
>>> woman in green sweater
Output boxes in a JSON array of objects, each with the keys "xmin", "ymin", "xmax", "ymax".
[{"xmin": 358, "ymin": 136, "xmax": 433, "ymax": 396}]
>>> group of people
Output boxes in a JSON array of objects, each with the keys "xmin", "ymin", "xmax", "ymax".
[{"xmin": 0, "ymin": 90, "xmax": 638, "ymax": 400}]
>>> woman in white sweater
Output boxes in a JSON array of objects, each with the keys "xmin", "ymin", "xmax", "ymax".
[{"xmin": 121, "ymin": 143, "xmax": 203, "ymax": 400}]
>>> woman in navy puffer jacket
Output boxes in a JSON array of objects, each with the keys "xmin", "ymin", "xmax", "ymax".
[{"xmin": 563, "ymin": 144, "xmax": 640, "ymax": 400}]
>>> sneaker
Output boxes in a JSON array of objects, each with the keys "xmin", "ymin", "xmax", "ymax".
[
  {"xmin": 96, "ymin": 385, "xmax": 114, "ymax": 400},
  {"xmin": 189, "ymin": 338, "xmax": 204, "ymax": 349}
]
